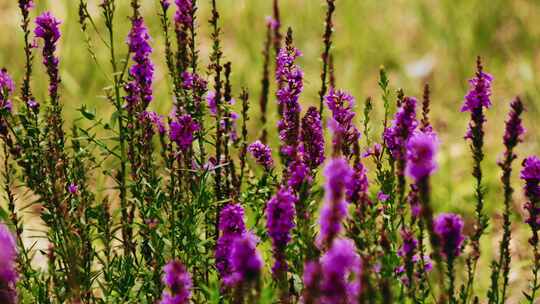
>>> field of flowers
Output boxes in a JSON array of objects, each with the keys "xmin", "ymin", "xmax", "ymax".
[{"xmin": 1, "ymin": 0, "xmax": 540, "ymax": 303}]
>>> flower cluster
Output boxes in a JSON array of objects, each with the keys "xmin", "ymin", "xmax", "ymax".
[
  {"xmin": 266, "ymin": 187, "xmax": 297, "ymax": 274},
  {"xmin": 160, "ymin": 260, "xmax": 192, "ymax": 304},
  {"xmin": 318, "ymin": 157, "xmax": 353, "ymax": 247},
  {"xmin": 406, "ymin": 130, "xmax": 439, "ymax": 181},
  {"xmin": 248, "ymin": 140, "xmax": 274, "ymax": 170},
  {"xmin": 384, "ymin": 96, "xmax": 418, "ymax": 162},
  {"xmin": 207, "ymin": 91, "xmax": 239, "ymax": 141},
  {"xmin": 461, "ymin": 60, "xmax": 492, "ymax": 140},
  {"xmin": 300, "ymin": 106, "xmax": 325, "ymax": 170},
  {"xmin": 125, "ymin": 17, "xmax": 154, "ymax": 109},
  {"xmin": 303, "ymin": 238, "xmax": 362, "ymax": 303},
  {"xmin": 34, "ymin": 12, "xmax": 61, "ymax": 99},
  {"xmin": 0, "ymin": 223, "xmax": 18, "ymax": 304},
  {"xmin": 522, "ymin": 156, "xmax": 540, "ymax": 235},
  {"xmin": 230, "ymin": 232, "xmax": 264, "ymax": 284},
  {"xmin": 174, "ymin": 0, "xmax": 193, "ymax": 28},
  {"xmin": 0, "ymin": 69, "xmax": 14, "ymax": 112},
  {"xmin": 434, "ymin": 213, "xmax": 465, "ymax": 258},
  {"xmin": 503, "ymin": 97, "xmax": 525, "ymax": 151},
  {"xmin": 346, "ymin": 159, "xmax": 370, "ymax": 207},
  {"xmin": 326, "ymin": 88, "xmax": 360, "ymax": 156},
  {"xmin": 169, "ymin": 114, "xmax": 199, "ymax": 151},
  {"xmin": 216, "ymin": 204, "xmax": 246, "ymax": 286},
  {"xmin": 276, "ymin": 34, "xmax": 303, "ymax": 160}
]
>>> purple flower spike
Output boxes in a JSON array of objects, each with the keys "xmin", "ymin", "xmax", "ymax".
[
  {"xmin": 461, "ymin": 70, "xmax": 493, "ymax": 112},
  {"xmin": 160, "ymin": 260, "xmax": 192, "ymax": 304},
  {"xmin": 398, "ymin": 229, "xmax": 418, "ymax": 258},
  {"xmin": 522, "ymin": 156, "xmax": 540, "ymax": 197},
  {"xmin": 169, "ymin": 114, "xmax": 199, "ymax": 151},
  {"xmin": 0, "ymin": 223, "xmax": 18, "ymax": 304},
  {"xmin": 0, "ymin": 69, "xmax": 15, "ymax": 112},
  {"xmin": 287, "ymin": 160, "xmax": 311, "ymax": 190},
  {"xmin": 216, "ymin": 204, "xmax": 246, "ymax": 286},
  {"xmin": 125, "ymin": 17, "xmax": 154, "ymax": 109},
  {"xmin": 434, "ymin": 213, "xmax": 465, "ymax": 258},
  {"xmin": 521, "ymin": 156, "xmax": 540, "ymax": 233},
  {"xmin": 384, "ymin": 97, "xmax": 418, "ymax": 162},
  {"xmin": 276, "ymin": 32, "xmax": 304, "ymax": 161},
  {"xmin": 18, "ymin": 0, "xmax": 34, "ymax": 12},
  {"xmin": 35, "ymin": 12, "xmax": 62, "ymax": 99},
  {"xmin": 325, "ymin": 88, "xmax": 360, "ymax": 156},
  {"xmin": 318, "ymin": 158, "xmax": 353, "ymax": 247},
  {"xmin": 347, "ymin": 159, "xmax": 371, "ymax": 207},
  {"xmin": 248, "ymin": 140, "xmax": 274, "ymax": 170},
  {"xmin": 300, "ymin": 106, "xmax": 325, "ymax": 170},
  {"xmin": 462, "ymin": 59, "xmax": 492, "ymax": 140},
  {"xmin": 175, "ymin": 0, "xmax": 193, "ymax": 27},
  {"xmin": 503, "ymin": 97, "xmax": 525, "ymax": 150},
  {"xmin": 230, "ymin": 232, "xmax": 264, "ymax": 284},
  {"xmin": 319, "ymin": 238, "xmax": 362, "ymax": 303},
  {"xmin": 266, "ymin": 187, "xmax": 297, "ymax": 274},
  {"xmin": 406, "ymin": 130, "xmax": 439, "ymax": 181}
]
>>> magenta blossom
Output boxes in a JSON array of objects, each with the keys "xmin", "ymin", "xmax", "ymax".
[{"xmin": 406, "ymin": 131, "xmax": 439, "ymax": 181}]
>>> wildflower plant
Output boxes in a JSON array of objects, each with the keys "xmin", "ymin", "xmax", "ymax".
[{"xmin": 0, "ymin": 1, "xmax": 539, "ymax": 304}]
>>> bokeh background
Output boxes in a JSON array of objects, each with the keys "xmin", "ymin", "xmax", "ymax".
[{"xmin": 1, "ymin": 0, "xmax": 540, "ymax": 300}]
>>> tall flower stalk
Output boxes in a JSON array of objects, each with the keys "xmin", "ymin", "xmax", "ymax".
[
  {"xmin": 489, "ymin": 97, "xmax": 525, "ymax": 303},
  {"xmin": 461, "ymin": 57, "xmax": 492, "ymax": 300},
  {"xmin": 521, "ymin": 156, "xmax": 540, "ymax": 303}
]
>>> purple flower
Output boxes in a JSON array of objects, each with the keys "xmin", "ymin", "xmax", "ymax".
[
  {"xmin": 216, "ymin": 204, "xmax": 246, "ymax": 286},
  {"xmin": 346, "ymin": 159, "xmax": 370, "ymax": 206},
  {"xmin": 461, "ymin": 71, "xmax": 493, "ymax": 112},
  {"xmin": 300, "ymin": 106, "xmax": 325, "ymax": 170},
  {"xmin": 160, "ymin": 260, "xmax": 192, "ymax": 304},
  {"xmin": 398, "ymin": 229, "xmax": 418, "ymax": 258},
  {"xmin": 276, "ymin": 36, "xmax": 303, "ymax": 161},
  {"xmin": 0, "ymin": 69, "xmax": 14, "ymax": 112},
  {"xmin": 406, "ymin": 131, "xmax": 439, "ymax": 181},
  {"xmin": 503, "ymin": 97, "xmax": 525, "ymax": 150},
  {"xmin": 434, "ymin": 213, "xmax": 465, "ymax": 258},
  {"xmin": 248, "ymin": 140, "xmax": 274, "ymax": 170},
  {"xmin": 287, "ymin": 160, "xmax": 311, "ymax": 190},
  {"xmin": 230, "ymin": 232, "xmax": 263, "ymax": 284},
  {"xmin": 146, "ymin": 111, "xmax": 166, "ymax": 134},
  {"xmin": 266, "ymin": 187, "xmax": 297, "ymax": 274},
  {"xmin": 206, "ymin": 91, "xmax": 217, "ymax": 115},
  {"xmin": 18, "ymin": 0, "xmax": 34, "ymax": 12},
  {"xmin": 383, "ymin": 97, "xmax": 418, "ymax": 162},
  {"xmin": 35, "ymin": 12, "xmax": 61, "ymax": 43},
  {"xmin": 35, "ymin": 12, "xmax": 61, "ymax": 99},
  {"xmin": 169, "ymin": 114, "xmax": 199, "ymax": 150},
  {"xmin": 521, "ymin": 156, "xmax": 540, "ymax": 232},
  {"xmin": 181, "ymin": 72, "xmax": 207, "ymax": 92},
  {"xmin": 377, "ymin": 191, "xmax": 390, "ymax": 202},
  {"xmin": 68, "ymin": 183, "xmax": 78, "ymax": 194},
  {"xmin": 319, "ymin": 238, "xmax": 362, "ymax": 303},
  {"xmin": 219, "ymin": 203, "xmax": 246, "ymax": 234},
  {"xmin": 175, "ymin": 0, "xmax": 193, "ymax": 27},
  {"xmin": 325, "ymin": 88, "xmax": 360, "ymax": 156},
  {"xmin": 160, "ymin": 0, "xmax": 171, "ymax": 9},
  {"xmin": 318, "ymin": 158, "xmax": 353, "ymax": 247},
  {"xmin": 462, "ymin": 59, "xmax": 492, "ymax": 139},
  {"xmin": 125, "ymin": 17, "xmax": 154, "ymax": 109},
  {"xmin": 302, "ymin": 261, "xmax": 322, "ymax": 303},
  {"xmin": 0, "ymin": 223, "xmax": 17, "ymax": 304}
]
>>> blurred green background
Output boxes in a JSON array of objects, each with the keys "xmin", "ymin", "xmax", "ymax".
[{"xmin": 1, "ymin": 0, "xmax": 540, "ymax": 299}]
